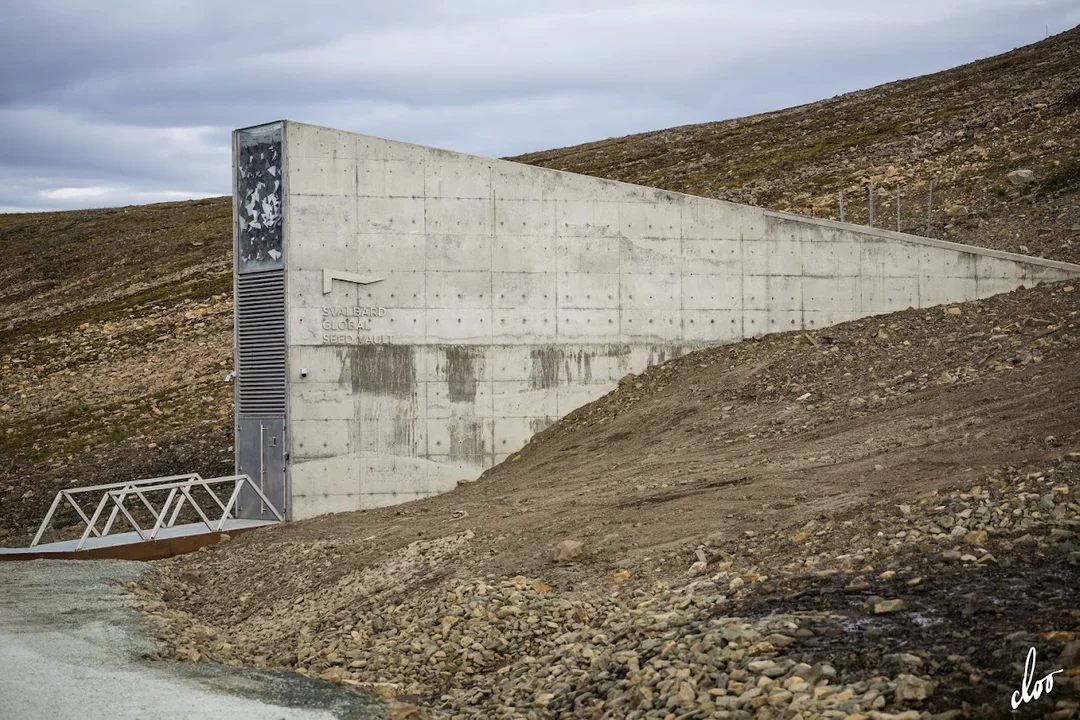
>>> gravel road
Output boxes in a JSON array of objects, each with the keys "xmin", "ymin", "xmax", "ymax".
[{"xmin": 0, "ymin": 560, "xmax": 385, "ymax": 720}]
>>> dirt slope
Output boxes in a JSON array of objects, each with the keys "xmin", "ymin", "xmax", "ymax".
[
  {"xmin": 2, "ymin": 28, "xmax": 1079, "ymax": 541},
  {"xmin": 0, "ymin": 200, "xmax": 235, "ymax": 543},
  {"xmin": 150, "ymin": 282, "xmax": 1079, "ymax": 580},
  {"xmin": 139, "ymin": 281, "xmax": 1080, "ymax": 718},
  {"xmin": 513, "ymin": 26, "xmax": 1080, "ymax": 265}
]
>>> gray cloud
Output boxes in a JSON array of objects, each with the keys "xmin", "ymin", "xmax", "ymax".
[{"xmin": 1, "ymin": 0, "xmax": 1077, "ymax": 212}]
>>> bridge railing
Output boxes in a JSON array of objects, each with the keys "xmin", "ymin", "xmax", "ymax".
[{"xmin": 31, "ymin": 474, "xmax": 283, "ymax": 549}]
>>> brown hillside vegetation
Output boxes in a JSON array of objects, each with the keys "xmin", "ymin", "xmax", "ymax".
[
  {"xmin": 2, "ymin": 29, "xmax": 1080, "ymax": 545},
  {"xmin": 0, "ymin": 200, "xmax": 236, "ymax": 543},
  {"xmin": 514, "ymin": 26, "xmax": 1080, "ymax": 266},
  {"xmin": 2, "ymin": 28, "xmax": 1078, "ymax": 543},
  {"xmin": 1, "ymin": 26, "xmax": 1079, "ymax": 719}
]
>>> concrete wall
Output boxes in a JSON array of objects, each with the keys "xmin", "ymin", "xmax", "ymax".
[{"xmin": 278, "ymin": 120, "xmax": 1080, "ymax": 519}]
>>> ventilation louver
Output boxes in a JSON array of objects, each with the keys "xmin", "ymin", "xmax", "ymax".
[{"xmin": 236, "ymin": 269, "xmax": 286, "ymax": 417}]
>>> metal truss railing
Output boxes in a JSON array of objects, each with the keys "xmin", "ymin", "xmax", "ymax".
[{"xmin": 31, "ymin": 474, "xmax": 283, "ymax": 550}]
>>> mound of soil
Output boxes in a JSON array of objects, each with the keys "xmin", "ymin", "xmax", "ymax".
[{"xmin": 135, "ymin": 281, "xmax": 1080, "ymax": 718}]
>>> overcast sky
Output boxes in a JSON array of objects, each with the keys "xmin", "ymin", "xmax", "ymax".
[{"xmin": 1, "ymin": 0, "xmax": 1077, "ymax": 213}]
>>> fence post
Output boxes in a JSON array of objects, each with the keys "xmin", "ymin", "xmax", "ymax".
[
  {"xmin": 896, "ymin": 185, "xmax": 901, "ymax": 232},
  {"xmin": 926, "ymin": 178, "xmax": 934, "ymax": 237},
  {"xmin": 839, "ymin": 190, "xmax": 844, "ymax": 222},
  {"xmin": 868, "ymin": 186, "xmax": 874, "ymax": 227}
]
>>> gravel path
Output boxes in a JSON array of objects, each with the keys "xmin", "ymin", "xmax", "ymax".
[{"xmin": 0, "ymin": 560, "xmax": 385, "ymax": 720}]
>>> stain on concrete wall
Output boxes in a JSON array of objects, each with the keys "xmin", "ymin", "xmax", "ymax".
[
  {"xmin": 391, "ymin": 416, "xmax": 417, "ymax": 455},
  {"xmin": 646, "ymin": 345, "xmax": 682, "ymax": 367},
  {"xmin": 443, "ymin": 346, "xmax": 485, "ymax": 403},
  {"xmin": 529, "ymin": 347, "xmax": 561, "ymax": 389},
  {"xmin": 565, "ymin": 350, "xmax": 596, "ymax": 385},
  {"xmin": 529, "ymin": 417, "xmax": 554, "ymax": 437},
  {"xmin": 580, "ymin": 351, "xmax": 593, "ymax": 384},
  {"xmin": 340, "ymin": 345, "xmax": 415, "ymax": 398},
  {"xmin": 448, "ymin": 419, "xmax": 486, "ymax": 465}
]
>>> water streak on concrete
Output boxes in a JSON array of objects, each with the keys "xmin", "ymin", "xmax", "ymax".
[
  {"xmin": 448, "ymin": 419, "xmax": 486, "ymax": 465},
  {"xmin": 340, "ymin": 345, "xmax": 415, "ymax": 398},
  {"xmin": 529, "ymin": 347, "xmax": 561, "ymax": 389},
  {"xmin": 444, "ymin": 346, "xmax": 484, "ymax": 403}
]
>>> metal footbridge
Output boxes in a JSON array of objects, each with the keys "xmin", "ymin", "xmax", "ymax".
[{"xmin": 0, "ymin": 474, "xmax": 282, "ymax": 561}]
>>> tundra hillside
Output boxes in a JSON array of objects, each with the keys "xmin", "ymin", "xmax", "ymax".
[
  {"xmin": 0, "ymin": 27, "xmax": 1077, "ymax": 542},
  {"xmin": 2, "ymin": 22, "xmax": 1079, "ymax": 720}
]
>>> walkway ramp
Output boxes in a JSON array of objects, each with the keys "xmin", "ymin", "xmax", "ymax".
[{"xmin": 0, "ymin": 474, "xmax": 282, "ymax": 562}]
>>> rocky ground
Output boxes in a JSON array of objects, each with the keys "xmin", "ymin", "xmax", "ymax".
[
  {"xmin": 133, "ymin": 280, "xmax": 1080, "ymax": 719},
  {"xmin": 0, "ymin": 198, "xmax": 234, "ymax": 544},
  {"xmin": 136, "ymin": 457, "xmax": 1080, "ymax": 719},
  {"xmin": 0, "ymin": 290, "xmax": 234, "ymax": 546}
]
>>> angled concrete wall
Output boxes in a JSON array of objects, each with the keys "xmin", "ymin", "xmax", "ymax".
[{"xmin": 270, "ymin": 120, "xmax": 1079, "ymax": 519}]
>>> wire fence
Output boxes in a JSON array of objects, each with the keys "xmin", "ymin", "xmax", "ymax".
[{"xmin": 811, "ymin": 177, "xmax": 951, "ymax": 239}]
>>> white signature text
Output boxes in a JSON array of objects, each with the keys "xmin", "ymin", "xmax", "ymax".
[{"xmin": 1011, "ymin": 647, "xmax": 1064, "ymax": 709}]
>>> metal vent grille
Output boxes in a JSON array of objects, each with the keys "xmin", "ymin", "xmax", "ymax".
[{"xmin": 236, "ymin": 269, "xmax": 286, "ymax": 417}]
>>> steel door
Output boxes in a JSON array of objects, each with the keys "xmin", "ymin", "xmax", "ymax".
[{"xmin": 236, "ymin": 417, "xmax": 286, "ymax": 519}]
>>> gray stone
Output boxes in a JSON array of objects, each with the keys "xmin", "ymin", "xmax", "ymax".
[
  {"xmin": 553, "ymin": 540, "xmax": 584, "ymax": 564},
  {"xmin": 895, "ymin": 673, "xmax": 935, "ymax": 701},
  {"xmin": 764, "ymin": 634, "xmax": 795, "ymax": 648},
  {"xmin": 1007, "ymin": 169, "xmax": 1035, "ymax": 185},
  {"xmin": 874, "ymin": 599, "xmax": 905, "ymax": 614},
  {"xmin": 1060, "ymin": 640, "xmax": 1080, "ymax": 667},
  {"xmin": 844, "ymin": 578, "xmax": 871, "ymax": 594}
]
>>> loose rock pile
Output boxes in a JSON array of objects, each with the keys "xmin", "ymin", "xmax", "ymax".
[{"xmin": 136, "ymin": 455, "xmax": 1080, "ymax": 719}]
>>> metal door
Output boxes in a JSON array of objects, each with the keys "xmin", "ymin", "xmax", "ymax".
[{"xmin": 237, "ymin": 417, "xmax": 286, "ymax": 519}]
